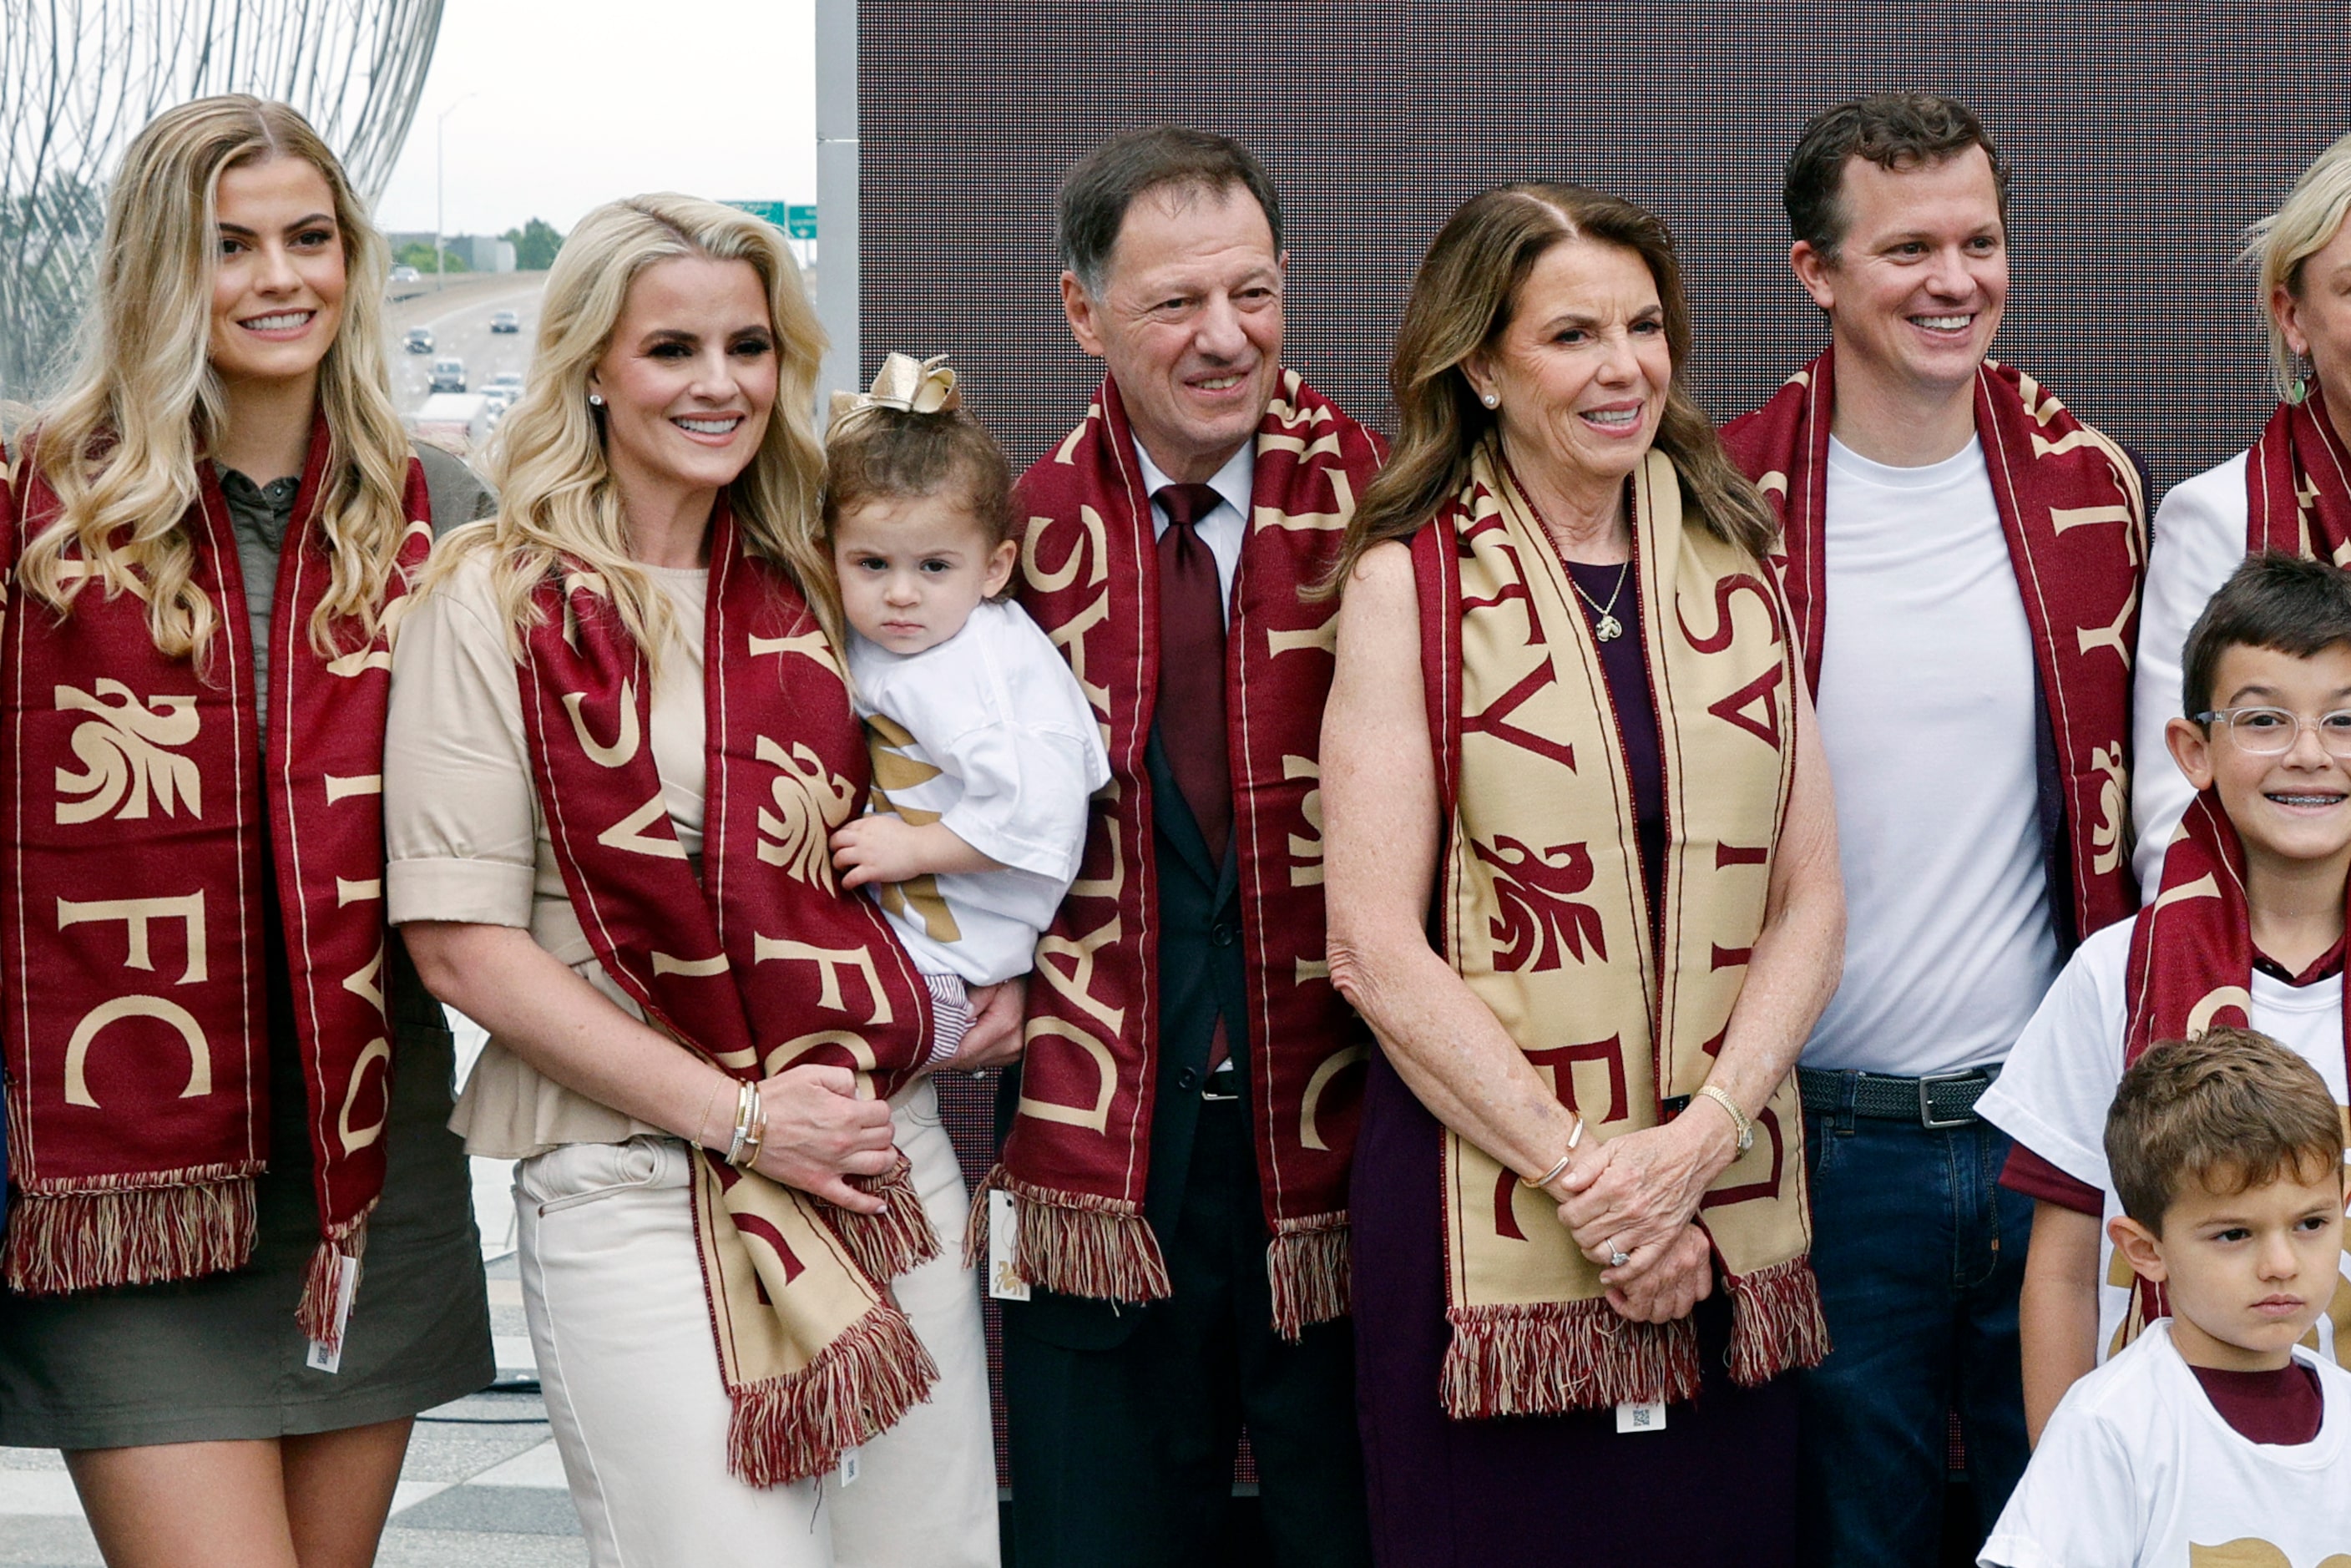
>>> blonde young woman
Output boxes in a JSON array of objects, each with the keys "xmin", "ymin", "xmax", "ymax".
[
  {"xmin": 2131, "ymin": 130, "xmax": 2351, "ymax": 893},
  {"xmin": 0, "ymin": 97, "xmax": 492, "ymax": 1568},
  {"xmin": 387, "ymin": 194, "xmax": 1005, "ymax": 1567}
]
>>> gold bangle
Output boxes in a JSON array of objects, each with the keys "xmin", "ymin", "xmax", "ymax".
[
  {"xmin": 1696, "ymin": 1085, "xmax": 1754, "ymax": 1152},
  {"xmin": 1520, "ymin": 1116, "xmax": 1585, "ymax": 1189}
]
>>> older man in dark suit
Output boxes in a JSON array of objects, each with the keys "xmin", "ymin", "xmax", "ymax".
[{"xmin": 988, "ymin": 125, "xmax": 1381, "ymax": 1568}]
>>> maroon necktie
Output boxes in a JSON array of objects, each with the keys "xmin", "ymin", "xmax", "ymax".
[{"xmin": 1154, "ymin": 482, "xmax": 1232, "ymax": 863}]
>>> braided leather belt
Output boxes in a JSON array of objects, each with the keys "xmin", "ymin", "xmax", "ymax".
[{"xmin": 1797, "ymin": 1065, "xmax": 2001, "ymax": 1129}]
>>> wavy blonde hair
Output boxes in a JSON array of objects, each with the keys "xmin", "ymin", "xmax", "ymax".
[
  {"xmin": 20, "ymin": 94, "xmax": 413, "ymax": 660},
  {"xmin": 2242, "ymin": 129, "xmax": 2351, "ymax": 399},
  {"xmin": 438, "ymin": 194, "xmax": 827, "ymax": 655}
]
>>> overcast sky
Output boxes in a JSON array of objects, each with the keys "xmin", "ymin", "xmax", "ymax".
[{"xmin": 374, "ymin": 0, "xmax": 817, "ymax": 238}]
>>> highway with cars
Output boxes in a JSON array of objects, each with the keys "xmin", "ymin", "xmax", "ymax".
[{"xmin": 384, "ymin": 271, "xmax": 547, "ymax": 458}]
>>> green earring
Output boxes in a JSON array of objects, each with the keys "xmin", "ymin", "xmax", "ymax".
[{"xmin": 2289, "ymin": 353, "xmax": 2315, "ymax": 405}]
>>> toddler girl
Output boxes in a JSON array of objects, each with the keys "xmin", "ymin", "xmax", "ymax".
[{"xmin": 823, "ymin": 354, "xmax": 1109, "ymax": 1060}]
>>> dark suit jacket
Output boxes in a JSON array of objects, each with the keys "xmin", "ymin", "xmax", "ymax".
[{"xmin": 999, "ymin": 726, "xmax": 1246, "ymax": 1349}]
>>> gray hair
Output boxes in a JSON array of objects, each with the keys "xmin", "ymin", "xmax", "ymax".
[{"xmin": 1058, "ymin": 124, "xmax": 1283, "ymax": 295}]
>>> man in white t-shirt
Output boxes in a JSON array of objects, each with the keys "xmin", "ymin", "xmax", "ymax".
[
  {"xmin": 1723, "ymin": 93, "xmax": 2147, "ymax": 1565},
  {"xmin": 1982, "ymin": 1031, "xmax": 2351, "ymax": 1568}
]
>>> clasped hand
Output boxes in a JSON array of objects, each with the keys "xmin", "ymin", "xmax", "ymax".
[
  {"xmin": 1549, "ymin": 1114, "xmax": 1738, "ymax": 1322},
  {"xmin": 745, "ymin": 1064, "xmax": 898, "ymax": 1213}
]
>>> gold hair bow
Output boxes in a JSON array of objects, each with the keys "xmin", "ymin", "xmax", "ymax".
[{"xmin": 828, "ymin": 352, "xmax": 960, "ymax": 427}]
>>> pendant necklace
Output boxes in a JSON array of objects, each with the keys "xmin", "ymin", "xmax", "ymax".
[
  {"xmin": 1569, "ymin": 561, "xmax": 1632, "ymax": 642},
  {"xmin": 1501, "ymin": 449, "xmax": 1633, "ymax": 643}
]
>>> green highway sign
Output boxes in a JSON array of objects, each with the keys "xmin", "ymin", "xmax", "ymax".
[{"xmin": 724, "ymin": 200, "xmax": 817, "ymax": 241}]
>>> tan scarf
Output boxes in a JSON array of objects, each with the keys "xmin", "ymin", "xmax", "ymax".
[
  {"xmin": 2, "ymin": 418, "xmax": 427, "ymax": 1355},
  {"xmin": 1413, "ymin": 443, "xmax": 1828, "ymax": 1418},
  {"xmin": 517, "ymin": 505, "xmax": 938, "ymax": 1485}
]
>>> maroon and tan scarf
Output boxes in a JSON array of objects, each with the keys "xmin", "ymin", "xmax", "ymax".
[
  {"xmin": 2247, "ymin": 387, "xmax": 2351, "ymax": 564},
  {"xmin": 977, "ymin": 370, "xmax": 1383, "ymax": 1338},
  {"xmin": 1722, "ymin": 347, "xmax": 2146, "ymax": 939},
  {"xmin": 1413, "ymin": 441, "xmax": 1828, "ymax": 1418},
  {"xmin": 518, "ymin": 502, "xmax": 939, "ymax": 1485},
  {"xmin": 1, "ymin": 417, "xmax": 428, "ymax": 1353},
  {"xmin": 2116, "ymin": 792, "xmax": 2351, "ymax": 1356}
]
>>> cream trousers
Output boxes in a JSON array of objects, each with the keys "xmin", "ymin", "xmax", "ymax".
[{"xmin": 513, "ymin": 1080, "xmax": 999, "ymax": 1567}]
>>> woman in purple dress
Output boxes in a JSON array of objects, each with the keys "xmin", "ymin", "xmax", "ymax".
[{"xmin": 1319, "ymin": 185, "xmax": 1846, "ymax": 1565}]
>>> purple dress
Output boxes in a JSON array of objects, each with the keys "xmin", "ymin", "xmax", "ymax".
[{"xmin": 1352, "ymin": 557, "xmax": 1798, "ymax": 1565}]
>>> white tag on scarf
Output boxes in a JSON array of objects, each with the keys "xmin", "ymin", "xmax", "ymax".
[
  {"xmin": 1615, "ymin": 1399, "xmax": 1666, "ymax": 1434},
  {"xmin": 987, "ymin": 1189, "xmax": 1031, "ymax": 1302},
  {"xmin": 837, "ymin": 1447, "xmax": 862, "ymax": 1486},
  {"xmin": 302, "ymin": 1255, "xmax": 362, "ymax": 1374}
]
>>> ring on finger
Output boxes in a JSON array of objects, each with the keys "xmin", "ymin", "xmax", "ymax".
[{"xmin": 1608, "ymin": 1241, "xmax": 1631, "ymax": 1268}]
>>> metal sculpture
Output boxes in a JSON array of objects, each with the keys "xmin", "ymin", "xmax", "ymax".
[{"xmin": 0, "ymin": 0, "xmax": 443, "ymax": 401}]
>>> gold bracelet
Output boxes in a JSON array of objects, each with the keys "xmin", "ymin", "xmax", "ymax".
[
  {"xmin": 1520, "ymin": 1115, "xmax": 1586, "ymax": 1189},
  {"xmin": 1696, "ymin": 1085, "xmax": 1754, "ymax": 1152}
]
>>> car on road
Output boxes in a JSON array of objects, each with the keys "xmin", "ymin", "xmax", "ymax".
[
  {"xmin": 481, "ymin": 387, "xmax": 513, "ymax": 422},
  {"xmin": 403, "ymin": 326, "xmax": 433, "ymax": 353},
  {"xmin": 407, "ymin": 393, "xmax": 493, "ymax": 453},
  {"xmin": 429, "ymin": 357, "xmax": 467, "ymax": 393},
  {"xmin": 489, "ymin": 309, "xmax": 520, "ymax": 334},
  {"xmin": 487, "ymin": 371, "xmax": 525, "ymax": 398},
  {"xmin": 390, "ymin": 264, "xmax": 421, "ymax": 284}
]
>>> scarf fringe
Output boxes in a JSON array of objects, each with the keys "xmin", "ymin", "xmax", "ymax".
[
  {"xmin": 296, "ymin": 1211, "xmax": 374, "ymax": 1353},
  {"xmin": 2, "ymin": 1172, "xmax": 255, "ymax": 1294},
  {"xmin": 1267, "ymin": 1214, "xmax": 1351, "ymax": 1340},
  {"xmin": 963, "ymin": 1164, "xmax": 1171, "ymax": 1302},
  {"xmin": 726, "ymin": 1298, "xmax": 941, "ymax": 1487},
  {"xmin": 1439, "ymin": 1298, "xmax": 1701, "ymax": 1419},
  {"xmin": 821, "ymin": 1157, "xmax": 941, "ymax": 1283},
  {"xmin": 1723, "ymin": 1255, "xmax": 1831, "ymax": 1385}
]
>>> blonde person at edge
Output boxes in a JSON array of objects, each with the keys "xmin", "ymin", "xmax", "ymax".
[
  {"xmin": 820, "ymin": 354, "xmax": 1108, "ymax": 1059},
  {"xmin": 2133, "ymin": 129, "xmax": 2351, "ymax": 898},
  {"xmin": 0, "ymin": 98, "xmax": 492, "ymax": 1568},
  {"xmin": 384, "ymin": 197, "xmax": 1008, "ymax": 1567}
]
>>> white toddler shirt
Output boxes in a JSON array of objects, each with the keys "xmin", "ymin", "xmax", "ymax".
[
  {"xmin": 1803, "ymin": 435, "xmax": 2060, "ymax": 1075},
  {"xmin": 1978, "ymin": 920, "xmax": 2351, "ymax": 1368},
  {"xmin": 847, "ymin": 597, "xmax": 1110, "ymax": 987},
  {"xmin": 1979, "ymin": 1321, "xmax": 2351, "ymax": 1568}
]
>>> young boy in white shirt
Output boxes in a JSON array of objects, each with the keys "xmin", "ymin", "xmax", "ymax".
[
  {"xmin": 1980, "ymin": 552, "xmax": 2351, "ymax": 1433},
  {"xmin": 1979, "ymin": 1029, "xmax": 2351, "ymax": 1566}
]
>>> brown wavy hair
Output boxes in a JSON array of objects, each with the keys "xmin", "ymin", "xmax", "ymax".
[{"xmin": 1327, "ymin": 185, "xmax": 1773, "ymax": 594}]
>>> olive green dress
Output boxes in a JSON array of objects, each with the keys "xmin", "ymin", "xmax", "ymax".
[{"xmin": 0, "ymin": 445, "xmax": 496, "ymax": 1446}]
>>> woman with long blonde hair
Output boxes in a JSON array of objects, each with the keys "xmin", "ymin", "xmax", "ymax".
[
  {"xmin": 387, "ymin": 193, "xmax": 1005, "ymax": 1566},
  {"xmin": 0, "ymin": 95, "xmax": 493, "ymax": 1568}
]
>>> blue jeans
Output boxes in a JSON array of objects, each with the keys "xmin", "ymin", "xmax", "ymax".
[{"xmin": 1797, "ymin": 1092, "xmax": 2032, "ymax": 1566}]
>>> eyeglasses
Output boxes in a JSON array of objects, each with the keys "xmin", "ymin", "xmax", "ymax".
[{"xmin": 2196, "ymin": 706, "xmax": 2351, "ymax": 756}]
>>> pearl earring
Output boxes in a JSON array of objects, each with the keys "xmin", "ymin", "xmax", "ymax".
[
  {"xmin": 589, "ymin": 393, "xmax": 605, "ymax": 407},
  {"xmin": 1481, "ymin": 391, "xmax": 1499, "ymax": 409}
]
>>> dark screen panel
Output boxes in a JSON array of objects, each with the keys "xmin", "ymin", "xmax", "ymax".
[{"xmin": 862, "ymin": 2, "xmax": 2351, "ymax": 500}]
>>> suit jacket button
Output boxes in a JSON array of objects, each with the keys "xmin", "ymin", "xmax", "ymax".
[
  {"xmin": 1176, "ymin": 1068, "xmax": 1199, "ymax": 1091},
  {"xmin": 1210, "ymin": 922, "xmax": 1237, "ymax": 947}
]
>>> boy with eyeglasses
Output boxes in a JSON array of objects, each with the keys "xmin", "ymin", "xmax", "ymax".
[{"xmin": 1981, "ymin": 550, "xmax": 2351, "ymax": 1439}]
